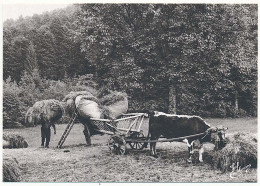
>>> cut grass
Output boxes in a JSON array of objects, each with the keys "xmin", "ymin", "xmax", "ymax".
[{"xmin": 3, "ymin": 117, "xmax": 257, "ymax": 182}]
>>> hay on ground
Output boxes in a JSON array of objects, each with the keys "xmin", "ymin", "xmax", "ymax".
[
  {"xmin": 3, "ymin": 156, "xmax": 20, "ymax": 182},
  {"xmin": 3, "ymin": 140, "xmax": 10, "ymax": 148},
  {"xmin": 213, "ymin": 132, "xmax": 257, "ymax": 172},
  {"xmin": 100, "ymin": 91, "xmax": 128, "ymax": 119},
  {"xmin": 3, "ymin": 132, "xmax": 28, "ymax": 149}
]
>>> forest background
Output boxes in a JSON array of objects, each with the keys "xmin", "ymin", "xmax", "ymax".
[{"xmin": 3, "ymin": 4, "xmax": 257, "ymax": 128}]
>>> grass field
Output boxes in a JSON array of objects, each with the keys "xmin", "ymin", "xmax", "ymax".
[{"xmin": 3, "ymin": 117, "xmax": 257, "ymax": 182}]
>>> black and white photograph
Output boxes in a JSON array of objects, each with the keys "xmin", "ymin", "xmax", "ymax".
[{"xmin": 1, "ymin": 0, "xmax": 258, "ymax": 183}]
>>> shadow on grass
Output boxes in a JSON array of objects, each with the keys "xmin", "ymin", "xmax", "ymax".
[
  {"xmin": 61, "ymin": 143, "xmax": 88, "ymax": 148},
  {"xmin": 125, "ymin": 147, "xmax": 215, "ymax": 167}
]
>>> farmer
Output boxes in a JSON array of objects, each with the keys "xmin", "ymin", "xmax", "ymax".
[{"xmin": 25, "ymin": 100, "xmax": 63, "ymax": 148}]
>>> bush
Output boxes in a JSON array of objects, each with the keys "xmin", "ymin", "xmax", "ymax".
[
  {"xmin": 226, "ymin": 104, "xmax": 248, "ymax": 118},
  {"xmin": 3, "ymin": 77, "xmax": 25, "ymax": 127},
  {"xmin": 3, "ymin": 74, "xmax": 98, "ymax": 128},
  {"xmin": 214, "ymin": 101, "xmax": 227, "ymax": 118}
]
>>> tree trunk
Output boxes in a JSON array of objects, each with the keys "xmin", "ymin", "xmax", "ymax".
[
  {"xmin": 234, "ymin": 92, "xmax": 238, "ymax": 111},
  {"xmin": 168, "ymin": 84, "xmax": 177, "ymax": 114}
]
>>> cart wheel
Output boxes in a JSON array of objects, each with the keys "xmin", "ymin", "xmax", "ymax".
[
  {"xmin": 107, "ymin": 135, "xmax": 126, "ymax": 155},
  {"xmin": 128, "ymin": 132, "xmax": 147, "ymax": 150}
]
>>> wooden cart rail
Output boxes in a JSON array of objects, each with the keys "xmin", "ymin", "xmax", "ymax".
[
  {"xmin": 125, "ymin": 132, "xmax": 207, "ymax": 143},
  {"xmin": 90, "ymin": 113, "xmax": 146, "ymax": 135},
  {"xmin": 90, "ymin": 113, "xmax": 145, "ymax": 122}
]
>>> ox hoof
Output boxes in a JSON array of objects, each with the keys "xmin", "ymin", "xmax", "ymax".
[
  {"xmin": 199, "ymin": 160, "xmax": 204, "ymax": 163},
  {"xmin": 152, "ymin": 155, "xmax": 158, "ymax": 158},
  {"xmin": 45, "ymin": 146, "xmax": 49, "ymax": 148}
]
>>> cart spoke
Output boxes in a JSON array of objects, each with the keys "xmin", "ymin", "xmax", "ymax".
[
  {"xmin": 128, "ymin": 132, "xmax": 147, "ymax": 150},
  {"xmin": 116, "ymin": 147, "xmax": 120, "ymax": 155},
  {"xmin": 107, "ymin": 135, "xmax": 126, "ymax": 155},
  {"xmin": 119, "ymin": 147, "xmax": 124, "ymax": 155}
]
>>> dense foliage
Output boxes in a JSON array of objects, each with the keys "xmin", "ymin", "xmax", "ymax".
[
  {"xmin": 77, "ymin": 4, "xmax": 257, "ymax": 117},
  {"xmin": 3, "ymin": 4, "xmax": 257, "ymax": 128},
  {"xmin": 3, "ymin": 74, "xmax": 97, "ymax": 128}
]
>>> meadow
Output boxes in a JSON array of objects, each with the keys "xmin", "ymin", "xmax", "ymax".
[{"xmin": 3, "ymin": 117, "xmax": 257, "ymax": 182}]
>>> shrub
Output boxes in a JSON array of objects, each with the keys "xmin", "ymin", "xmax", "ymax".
[
  {"xmin": 3, "ymin": 77, "xmax": 25, "ymax": 127},
  {"xmin": 3, "ymin": 74, "xmax": 98, "ymax": 128}
]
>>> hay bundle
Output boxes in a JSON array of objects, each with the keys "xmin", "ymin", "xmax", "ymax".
[
  {"xmin": 26, "ymin": 99, "xmax": 63, "ymax": 126},
  {"xmin": 100, "ymin": 91, "xmax": 128, "ymax": 119},
  {"xmin": 65, "ymin": 98, "xmax": 76, "ymax": 117},
  {"xmin": 3, "ymin": 132, "xmax": 28, "ymax": 149},
  {"xmin": 75, "ymin": 95, "xmax": 102, "ymax": 119},
  {"xmin": 33, "ymin": 99, "xmax": 62, "ymax": 118},
  {"xmin": 3, "ymin": 156, "xmax": 20, "ymax": 182},
  {"xmin": 213, "ymin": 132, "xmax": 257, "ymax": 172},
  {"xmin": 63, "ymin": 91, "xmax": 94, "ymax": 117},
  {"xmin": 63, "ymin": 91, "xmax": 94, "ymax": 102}
]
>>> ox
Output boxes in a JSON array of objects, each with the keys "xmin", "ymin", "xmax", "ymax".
[{"xmin": 148, "ymin": 111, "xmax": 227, "ymax": 162}]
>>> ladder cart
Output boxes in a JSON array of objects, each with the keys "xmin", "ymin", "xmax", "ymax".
[
  {"xmin": 57, "ymin": 112, "xmax": 149, "ymax": 154},
  {"xmin": 89, "ymin": 113, "xmax": 148, "ymax": 155}
]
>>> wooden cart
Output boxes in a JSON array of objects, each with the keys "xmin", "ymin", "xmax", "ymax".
[{"xmin": 89, "ymin": 113, "xmax": 149, "ymax": 155}]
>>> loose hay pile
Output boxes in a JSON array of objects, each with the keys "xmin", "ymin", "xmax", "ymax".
[
  {"xmin": 213, "ymin": 132, "xmax": 257, "ymax": 172},
  {"xmin": 100, "ymin": 91, "xmax": 128, "ymax": 119},
  {"xmin": 3, "ymin": 132, "xmax": 28, "ymax": 149},
  {"xmin": 3, "ymin": 156, "xmax": 21, "ymax": 182}
]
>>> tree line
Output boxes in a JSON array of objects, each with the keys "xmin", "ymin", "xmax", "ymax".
[{"xmin": 3, "ymin": 4, "xmax": 257, "ymax": 128}]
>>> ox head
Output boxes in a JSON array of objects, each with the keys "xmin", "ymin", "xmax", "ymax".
[{"xmin": 206, "ymin": 125, "xmax": 228, "ymax": 150}]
